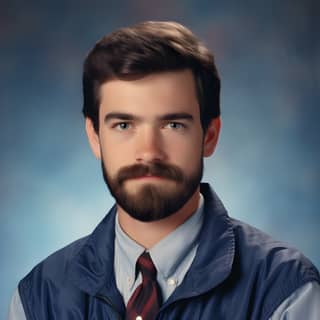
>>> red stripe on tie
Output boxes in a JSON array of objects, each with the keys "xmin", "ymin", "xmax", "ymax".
[{"xmin": 126, "ymin": 252, "xmax": 162, "ymax": 320}]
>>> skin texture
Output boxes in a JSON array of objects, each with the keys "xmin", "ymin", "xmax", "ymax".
[{"xmin": 86, "ymin": 69, "xmax": 221, "ymax": 248}]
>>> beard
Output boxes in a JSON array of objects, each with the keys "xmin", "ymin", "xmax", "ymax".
[{"xmin": 101, "ymin": 159, "xmax": 203, "ymax": 222}]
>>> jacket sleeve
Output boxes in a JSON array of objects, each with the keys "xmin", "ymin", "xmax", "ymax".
[
  {"xmin": 269, "ymin": 281, "xmax": 320, "ymax": 320},
  {"xmin": 7, "ymin": 288, "xmax": 27, "ymax": 320}
]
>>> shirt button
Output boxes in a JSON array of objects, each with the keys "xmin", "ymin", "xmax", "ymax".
[
  {"xmin": 167, "ymin": 278, "xmax": 177, "ymax": 286},
  {"xmin": 136, "ymin": 316, "xmax": 143, "ymax": 320}
]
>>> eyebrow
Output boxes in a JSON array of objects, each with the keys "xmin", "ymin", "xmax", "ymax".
[
  {"xmin": 104, "ymin": 112, "xmax": 138, "ymax": 123},
  {"xmin": 159, "ymin": 112, "xmax": 194, "ymax": 121},
  {"xmin": 104, "ymin": 112, "xmax": 194, "ymax": 123}
]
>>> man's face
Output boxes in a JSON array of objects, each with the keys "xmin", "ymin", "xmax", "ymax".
[{"xmin": 86, "ymin": 70, "xmax": 220, "ymax": 221}]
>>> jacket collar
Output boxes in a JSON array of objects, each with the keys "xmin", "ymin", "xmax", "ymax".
[
  {"xmin": 164, "ymin": 183, "xmax": 235, "ymax": 305},
  {"xmin": 68, "ymin": 204, "xmax": 123, "ymax": 306},
  {"xmin": 69, "ymin": 183, "xmax": 235, "ymax": 305}
]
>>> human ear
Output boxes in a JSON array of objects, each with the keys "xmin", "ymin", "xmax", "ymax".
[
  {"xmin": 85, "ymin": 118, "xmax": 101, "ymax": 159},
  {"xmin": 203, "ymin": 117, "xmax": 221, "ymax": 157}
]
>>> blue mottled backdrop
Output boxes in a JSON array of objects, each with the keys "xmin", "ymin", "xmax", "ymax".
[{"xmin": 1, "ymin": 0, "xmax": 319, "ymax": 317}]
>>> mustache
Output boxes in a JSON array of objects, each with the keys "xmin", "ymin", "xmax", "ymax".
[{"xmin": 117, "ymin": 162, "xmax": 184, "ymax": 185}]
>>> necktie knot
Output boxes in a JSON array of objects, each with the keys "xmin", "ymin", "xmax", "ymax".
[{"xmin": 137, "ymin": 252, "xmax": 157, "ymax": 280}]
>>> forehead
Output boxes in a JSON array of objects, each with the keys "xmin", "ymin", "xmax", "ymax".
[{"xmin": 99, "ymin": 69, "xmax": 199, "ymax": 117}]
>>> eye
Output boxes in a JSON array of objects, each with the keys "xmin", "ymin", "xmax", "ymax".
[
  {"xmin": 165, "ymin": 122, "xmax": 185, "ymax": 130},
  {"xmin": 113, "ymin": 122, "xmax": 132, "ymax": 130}
]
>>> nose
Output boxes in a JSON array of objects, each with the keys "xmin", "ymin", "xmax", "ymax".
[{"xmin": 135, "ymin": 126, "xmax": 166, "ymax": 163}]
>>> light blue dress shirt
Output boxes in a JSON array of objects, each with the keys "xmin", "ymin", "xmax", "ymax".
[
  {"xmin": 7, "ymin": 193, "xmax": 320, "ymax": 319},
  {"xmin": 114, "ymin": 194, "xmax": 205, "ymax": 304}
]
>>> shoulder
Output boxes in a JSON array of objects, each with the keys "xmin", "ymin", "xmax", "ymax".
[
  {"xmin": 229, "ymin": 218, "xmax": 320, "ymax": 318},
  {"xmin": 230, "ymin": 218, "xmax": 318, "ymax": 275},
  {"xmin": 19, "ymin": 236, "xmax": 89, "ymax": 293},
  {"xmin": 18, "ymin": 236, "xmax": 90, "ymax": 318}
]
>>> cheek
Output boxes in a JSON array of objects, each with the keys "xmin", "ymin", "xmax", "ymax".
[
  {"xmin": 99, "ymin": 143, "xmax": 120, "ymax": 170},
  {"xmin": 167, "ymin": 136, "xmax": 203, "ymax": 169},
  {"xmin": 99, "ymin": 139, "xmax": 136, "ymax": 172}
]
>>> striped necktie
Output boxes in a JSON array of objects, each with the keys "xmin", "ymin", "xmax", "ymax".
[{"xmin": 126, "ymin": 252, "xmax": 162, "ymax": 320}]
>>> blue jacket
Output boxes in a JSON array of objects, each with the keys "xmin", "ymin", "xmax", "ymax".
[{"xmin": 19, "ymin": 184, "xmax": 320, "ymax": 319}]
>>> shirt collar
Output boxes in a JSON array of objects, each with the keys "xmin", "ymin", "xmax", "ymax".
[
  {"xmin": 115, "ymin": 194, "xmax": 204, "ymax": 282},
  {"xmin": 115, "ymin": 214, "xmax": 145, "ymax": 286},
  {"xmin": 150, "ymin": 194, "xmax": 204, "ymax": 279}
]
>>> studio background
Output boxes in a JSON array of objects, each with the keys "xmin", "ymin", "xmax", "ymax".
[{"xmin": 1, "ymin": 1, "xmax": 319, "ymax": 318}]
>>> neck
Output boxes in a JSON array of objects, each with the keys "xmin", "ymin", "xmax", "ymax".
[{"xmin": 117, "ymin": 188, "xmax": 201, "ymax": 249}]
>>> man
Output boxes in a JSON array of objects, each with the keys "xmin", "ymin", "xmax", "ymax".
[{"xmin": 8, "ymin": 21, "xmax": 320, "ymax": 319}]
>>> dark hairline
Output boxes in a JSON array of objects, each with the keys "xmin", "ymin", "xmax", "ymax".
[{"xmin": 82, "ymin": 21, "xmax": 221, "ymax": 133}]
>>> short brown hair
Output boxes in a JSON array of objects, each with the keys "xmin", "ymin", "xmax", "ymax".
[{"xmin": 82, "ymin": 21, "xmax": 220, "ymax": 132}]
